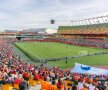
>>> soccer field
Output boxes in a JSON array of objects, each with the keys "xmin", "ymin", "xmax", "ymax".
[
  {"xmin": 47, "ymin": 54, "xmax": 108, "ymax": 69},
  {"xmin": 14, "ymin": 42, "xmax": 106, "ymax": 58},
  {"xmin": 14, "ymin": 42, "xmax": 108, "ymax": 69}
]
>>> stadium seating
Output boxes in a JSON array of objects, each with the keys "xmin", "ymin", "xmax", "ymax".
[
  {"xmin": 29, "ymin": 79, "xmax": 36, "ymax": 86},
  {"xmin": 58, "ymin": 23, "xmax": 108, "ymax": 35},
  {"xmin": 13, "ymin": 83, "xmax": 19, "ymax": 89},
  {"xmin": 45, "ymin": 23, "xmax": 108, "ymax": 49},
  {"xmin": 0, "ymin": 36, "xmax": 108, "ymax": 90},
  {"xmin": 1, "ymin": 85, "xmax": 13, "ymax": 90}
]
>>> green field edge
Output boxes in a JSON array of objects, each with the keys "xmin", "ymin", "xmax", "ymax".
[
  {"xmin": 13, "ymin": 42, "xmax": 108, "ymax": 62},
  {"xmin": 12, "ymin": 42, "xmax": 108, "ymax": 69},
  {"xmin": 13, "ymin": 43, "xmax": 40, "ymax": 62}
]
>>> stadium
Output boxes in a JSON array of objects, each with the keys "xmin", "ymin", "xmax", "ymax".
[
  {"xmin": 1, "ymin": 0, "xmax": 108, "ymax": 90},
  {"xmin": 1, "ymin": 15, "xmax": 108, "ymax": 90},
  {"xmin": 12, "ymin": 15, "xmax": 108, "ymax": 69}
]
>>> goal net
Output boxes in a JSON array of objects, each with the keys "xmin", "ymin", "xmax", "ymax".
[{"xmin": 79, "ymin": 51, "xmax": 88, "ymax": 56}]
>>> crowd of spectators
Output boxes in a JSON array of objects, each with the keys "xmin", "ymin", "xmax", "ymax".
[
  {"xmin": 0, "ymin": 37, "xmax": 108, "ymax": 90},
  {"xmin": 23, "ymin": 38, "xmax": 108, "ymax": 49}
]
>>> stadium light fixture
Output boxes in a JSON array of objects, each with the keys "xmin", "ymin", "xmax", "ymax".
[{"xmin": 68, "ymin": 15, "xmax": 108, "ymax": 26}]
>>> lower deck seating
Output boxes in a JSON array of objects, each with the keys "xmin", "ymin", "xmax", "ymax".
[{"xmin": 1, "ymin": 85, "xmax": 13, "ymax": 90}]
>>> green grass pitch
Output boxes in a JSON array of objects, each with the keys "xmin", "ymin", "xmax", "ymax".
[{"xmin": 14, "ymin": 42, "xmax": 108, "ymax": 69}]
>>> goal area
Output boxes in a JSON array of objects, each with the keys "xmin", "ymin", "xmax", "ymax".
[{"xmin": 79, "ymin": 51, "xmax": 88, "ymax": 56}]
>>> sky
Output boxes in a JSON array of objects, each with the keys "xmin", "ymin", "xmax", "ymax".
[{"xmin": 0, "ymin": 0, "xmax": 108, "ymax": 30}]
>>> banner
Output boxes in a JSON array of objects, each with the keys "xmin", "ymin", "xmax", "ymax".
[{"xmin": 70, "ymin": 63, "xmax": 108, "ymax": 75}]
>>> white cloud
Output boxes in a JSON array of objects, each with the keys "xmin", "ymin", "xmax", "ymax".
[{"xmin": 0, "ymin": 0, "xmax": 108, "ymax": 30}]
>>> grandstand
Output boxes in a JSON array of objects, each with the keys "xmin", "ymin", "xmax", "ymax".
[
  {"xmin": 54, "ymin": 22, "xmax": 108, "ymax": 49},
  {"xmin": 58, "ymin": 23, "xmax": 108, "ymax": 35}
]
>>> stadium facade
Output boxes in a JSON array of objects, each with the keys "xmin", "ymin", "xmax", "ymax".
[{"xmin": 0, "ymin": 28, "xmax": 57, "ymax": 40}]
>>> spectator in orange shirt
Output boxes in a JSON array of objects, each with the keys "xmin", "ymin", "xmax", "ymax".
[
  {"xmin": 49, "ymin": 80, "xmax": 58, "ymax": 90},
  {"xmin": 41, "ymin": 78, "xmax": 50, "ymax": 90},
  {"xmin": 60, "ymin": 81, "xmax": 66, "ymax": 90}
]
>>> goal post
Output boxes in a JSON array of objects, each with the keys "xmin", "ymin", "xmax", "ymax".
[{"xmin": 79, "ymin": 51, "xmax": 88, "ymax": 56}]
